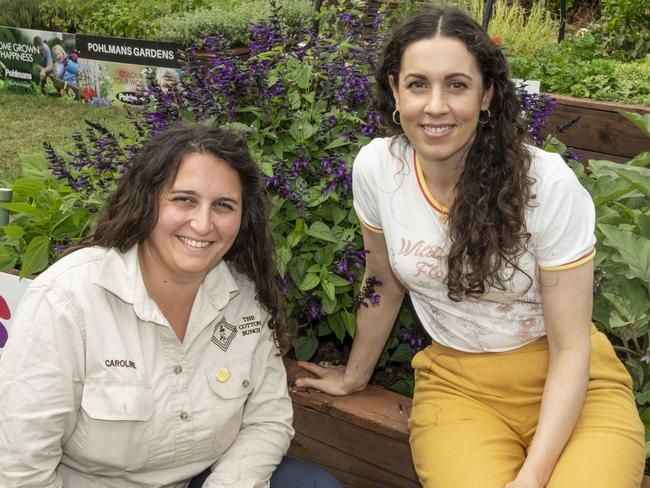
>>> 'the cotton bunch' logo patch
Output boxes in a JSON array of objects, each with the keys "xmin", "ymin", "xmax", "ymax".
[{"xmin": 211, "ymin": 318, "xmax": 237, "ymax": 352}]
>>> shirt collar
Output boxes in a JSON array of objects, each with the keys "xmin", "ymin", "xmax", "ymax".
[{"xmin": 93, "ymin": 244, "xmax": 240, "ymax": 323}]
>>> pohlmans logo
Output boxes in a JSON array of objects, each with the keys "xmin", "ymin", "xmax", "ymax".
[
  {"xmin": 211, "ymin": 318, "xmax": 237, "ymax": 352},
  {"xmin": 116, "ymin": 91, "xmax": 148, "ymax": 105}
]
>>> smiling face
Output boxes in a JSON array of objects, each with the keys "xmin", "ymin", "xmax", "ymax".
[
  {"xmin": 53, "ymin": 48, "xmax": 65, "ymax": 63},
  {"xmin": 390, "ymin": 36, "xmax": 492, "ymax": 171},
  {"xmin": 140, "ymin": 152, "xmax": 243, "ymax": 285}
]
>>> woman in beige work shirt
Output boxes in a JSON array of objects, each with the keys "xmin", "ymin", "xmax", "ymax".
[{"xmin": 0, "ymin": 125, "xmax": 342, "ymax": 488}]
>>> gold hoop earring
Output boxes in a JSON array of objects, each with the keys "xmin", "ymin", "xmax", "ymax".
[
  {"xmin": 478, "ymin": 109, "xmax": 491, "ymax": 124},
  {"xmin": 392, "ymin": 109, "xmax": 400, "ymax": 126}
]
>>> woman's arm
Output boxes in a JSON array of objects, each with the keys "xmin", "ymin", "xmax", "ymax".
[
  {"xmin": 507, "ymin": 260, "xmax": 594, "ymax": 488},
  {"xmin": 0, "ymin": 285, "xmax": 83, "ymax": 487},
  {"xmin": 296, "ymin": 225, "xmax": 406, "ymax": 395}
]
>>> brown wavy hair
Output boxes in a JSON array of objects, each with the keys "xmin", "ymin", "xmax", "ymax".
[
  {"xmin": 73, "ymin": 125, "xmax": 288, "ymax": 346},
  {"xmin": 374, "ymin": 7, "xmax": 534, "ymax": 301}
]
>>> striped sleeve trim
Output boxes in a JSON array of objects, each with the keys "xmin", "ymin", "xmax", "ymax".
[
  {"xmin": 540, "ymin": 248, "xmax": 596, "ymax": 271},
  {"xmin": 359, "ymin": 218, "xmax": 384, "ymax": 234}
]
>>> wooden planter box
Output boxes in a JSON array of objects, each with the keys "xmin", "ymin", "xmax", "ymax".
[
  {"xmin": 285, "ymin": 358, "xmax": 650, "ymax": 488},
  {"xmin": 541, "ymin": 94, "xmax": 650, "ymax": 164}
]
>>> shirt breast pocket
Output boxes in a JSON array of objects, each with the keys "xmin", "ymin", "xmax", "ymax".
[
  {"xmin": 77, "ymin": 378, "xmax": 155, "ymax": 470},
  {"xmin": 205, "ymin": 358, "xmax": 254, "ymax": 451}
]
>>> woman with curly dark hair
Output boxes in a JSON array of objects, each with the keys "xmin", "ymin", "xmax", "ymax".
[
  {"xmin": 0, "ymin": 125, "xmax": 343, "ymax": 488},
  {"xmin": 298, "ymin": 7, "xmax": 644, "ymax": 488}
]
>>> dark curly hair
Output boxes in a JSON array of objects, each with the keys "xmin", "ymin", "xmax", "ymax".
[
  {"xmin": 73, "ymin": 125, "xmax": 288, "ymax": 347},
  {"xmin": 374, "ymin": 7, "xmax": 534, "ymax": 301}
]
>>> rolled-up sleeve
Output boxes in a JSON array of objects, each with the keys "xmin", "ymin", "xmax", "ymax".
[
  {"xmin": 204, "ymin": 316, "xmax": 294, "ymax": 488},
  {"xmin": 0, "ymin": 285, "xmax": 84, "ymax": 487}
]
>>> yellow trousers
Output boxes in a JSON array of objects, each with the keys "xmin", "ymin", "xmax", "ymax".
[{"xmin": 409, "ymin": 328, "xmax": 645, "ymax": 488}]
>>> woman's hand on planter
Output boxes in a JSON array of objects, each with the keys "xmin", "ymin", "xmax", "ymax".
[{"xmin": 294, "ymin": 361, "xmax": 365, "ymax": 396}]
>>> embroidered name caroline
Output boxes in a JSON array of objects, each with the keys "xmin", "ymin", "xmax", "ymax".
[{"xmin": 105, "ymin": 359, "xmax": 137, "ymax": 369}]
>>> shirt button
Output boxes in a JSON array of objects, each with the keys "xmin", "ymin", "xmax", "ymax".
[
  {"xmin": 242, "ymin": 380, "xmax": 250, "ymax": 388},
  {"xmin": 173, "ymin": 365, "xmax": 183, "ymax": 374},
  {"xmin": 216, "ymin": 367, "xmax": 231, "ymax": 383},
  {"xmin": 180, "ymin": 411, "xmax": 189, "ymax": 420}
]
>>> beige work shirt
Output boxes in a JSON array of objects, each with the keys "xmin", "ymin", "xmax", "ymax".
[{"xmin": 0, "ymin": 245, "xmax": 293, "ymax": 487}]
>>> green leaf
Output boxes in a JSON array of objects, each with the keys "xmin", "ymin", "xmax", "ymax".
[
  {"xmin": 327, "ymin": 315, "xmax": 346, "ymax": 342},
  {"xmin": 307, "ymin": 221, "xmax": 337, "ymax": 242},
  {"xmin": 332, "ymin": 206, "xmax": 347, "ymax": 225},
  {"xmin": 589, "ymin": 159, "xmax": 650, "ymax": 198},
  {"xmin": 329, "ymin": 275, "xmax": 352, "ymax": 287},
  {"xmin": 259, "ymin": 161, "xmax": 274, "ymax": 177},
  {"xmin": 599, "ymin": 224, "xmax": 650, "ymax": 283},
  {"xmin": 1, "ymin": 225, "xmax": 24, "ymax": 239},
  {"xmin": 276, "ymin": 246, "xmax": 291, "ymax": 277},
  {"xmin": 313, "ymin": 245, "xmax": 334, "ymax": 266},
  {"xmin": 638, "ymin": 215, "xmax": 650, "ymax": 240},
  {"xmin": 288, "ymin": 90, "xmax": 301, "ymax": 110},
  {"xmin": 617, "ymin": 110, "xmax": 650, "ymax": 138},
  {"xmin": 288, "ymin": 218, "xmax": 305, "ymax": 248},
  {"xmin": 22, "ymin": 235, "xmax": 50, "ymax": 276},
  {"xmin": 294, "ymin": 334, "xmax": 318, "ymax": 361},
  {"xmin": 0, "ymin": 246, "xmax": 17, "ymax": 272},
  {"xmin": 322, "ymin": 280, "xmax": 336, "ymax": 302},
  {"xmin": 628, "ymin": 151, "xmax": 650, "ymax": 168},
  {"xmin": 294, "ymin": 66, "xmax": 312, "ymax": 90},
  {"xmin": 324, "ymin": 137, "xmax": 349, "ymax": 150},
  {"xmin": 389, "ymin": 342, "xmax": 412, "ymax": 362},
  {"xmin": 11, "ymin": 177, "xmax": 46, "ymax": 198},
  {"xmin": 298, "ymin": 273, "xmax": 320, "ymax": 291},
  {"xmin": 0, "ymin": 202, "xmax": 45, "ymax": 218},
  {"xmin": 341, "ymin": 310, "xmax": 356, "ymax": 338},
  {"xmin": 19, "ymin": 153, "xmax": 49, "ymax": 178},
  {"xmin": 322, "ymin": 294, "xmax": 337, "ymax": 315}
]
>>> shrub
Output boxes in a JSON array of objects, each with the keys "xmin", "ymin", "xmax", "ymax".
[
  {"xmin": 0, "ymin": 0, "xmax": 50, "ymax": 31},
  {"xmin": 509, "ymin": 35, "xmax": 650, "ymax": 105},
  {"xmin": 39, "ymin": 0, "xmax": 210, "ymax": 39},
  {"xmin": 391, "ymin": 0, "xmax": 560, "ymax": 56},
  {"xmin": 593, "ymin": 0, "xmax": 650, "ymax": 59},
  {"xmin": 563, "ymin": 111, "xmax": 650, "ymax": 447},
  {"xmin": 153, "ymin": 0, "xmax": 313, "ymax": 46}
]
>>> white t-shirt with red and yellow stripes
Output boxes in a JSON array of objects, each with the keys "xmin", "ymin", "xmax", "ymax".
[{"xmin": 352, "ymin": 137, "xmax": 596, "ymax": 352}]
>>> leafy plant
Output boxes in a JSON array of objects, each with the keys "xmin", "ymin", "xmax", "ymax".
[
  {"xmin": 154, "ymin": 0, "xmax": 313, "ymax": 47},
  {"xmin": 509, "ymin": 35, "xmax": 650, "ymax": 105},
  {"xmin": 592, "ymin": 0, "xmax": 650, "ymax": 60},
  {"xmin": 568, "ymin": 110, "xmax": 650, "ymax": 449},
  {"xmin": 0, "ymin": 122, "xmax": 136, "ymax": 276},
  {"xmin": 394, "ymin": 0, "xmax": 560, "ymax": 56}
]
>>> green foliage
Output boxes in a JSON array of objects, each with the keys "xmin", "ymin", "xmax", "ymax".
[
  {"xmin": 0, "ymin": 170, "xmax": 95, "ymax": 276},
  {"xmin": 463, "ymin": 0, "xmax": 560, "ymax": 56},
  {"xmin": 569, "ymin": 112, "xmax": 650, "ymax": 420},
  {"xmin": 0, "ymin": 0, "xmax": 50, "ymax": 30},
  {"xmin": 39, "ymin": 0, "xmax": 210, "ymax": 38},
  {"xmin": 592, "ymin": 0, "xmax": 650, "ymax": 59},
  {"xmin": 154, "ymin": 0, "xmax": 313, "ymax": 46},
  {"xmin": 509, "ymin": 34, "xmax": 650, "ymax": 105},
  {"xmin": 392, "ymin": 0, "xmax": 559, "ymax": 56}
]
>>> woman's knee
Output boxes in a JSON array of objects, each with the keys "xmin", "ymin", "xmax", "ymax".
[{"xmin": 270, "ymin": 456, "xmax": 344, "ymax": 488}]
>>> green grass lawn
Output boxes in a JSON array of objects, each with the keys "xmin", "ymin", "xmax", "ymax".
[{"xmin": 0, "ymin": 93, "xmax": 136, "ymax": 185}]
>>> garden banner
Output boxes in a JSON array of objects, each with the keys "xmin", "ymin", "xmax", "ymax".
[
  {"xmin": 0, "ymin": 272, "xmax": 32, "ymax": 359},
  {"xmin": 0, "ymin": 26, "xmax": 75, "ymax": 97},
  {"xmin": 0, "ymin": 26, "xmax": 183, "ymax": 106},
  {"xmin": 75, "ymin": 34, "xmax": 183, "ymax": 106}
]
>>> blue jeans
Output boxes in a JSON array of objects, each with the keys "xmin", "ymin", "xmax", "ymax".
[{"xmin": 188, "ymin": 456, "xmax": 344, "ymax": 488}]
